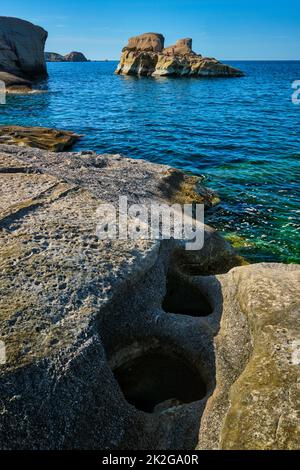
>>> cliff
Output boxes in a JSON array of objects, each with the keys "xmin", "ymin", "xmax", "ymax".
[{"xmin": 116, "ymin": 33, "xmax": 244, "ymax": 78}]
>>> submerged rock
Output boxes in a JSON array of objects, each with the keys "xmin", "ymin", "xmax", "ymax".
[
  {"xmin": 116, "ymin": 33, "xmax": 244, "ymax": 78},
  {"xmin": 0, "ymin": 144, "xmax": 298, "ymax": 450},
  {"xmin": 0, "ymin": 126, "xmax": 81, "ymax": 151}
]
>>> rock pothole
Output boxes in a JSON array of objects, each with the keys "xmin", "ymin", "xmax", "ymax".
[
  {"xmin": 162, "ymin": 273, "xmax": 213, "ymax": 317},
  {"xmin": 111, "ymin": 347, "xmax": 207, "ymax": 414}
]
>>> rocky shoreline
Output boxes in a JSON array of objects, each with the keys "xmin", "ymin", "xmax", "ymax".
[{"xmin": 0, "ymin": 141, "xmax": 299, "ymax": 449}]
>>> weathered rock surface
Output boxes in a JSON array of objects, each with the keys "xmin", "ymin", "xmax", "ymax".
[
  {"xmin": 198, "ymin": 264, "xmax": 300, "ymax": 450},
  {"xmin": 0, "ymin": 17, "xmax": 47, "ymax": 80},
  {"xmin": 45, "ymin": 52, "xmax": 65, "ymax": 62},
  {"xmin": 0, "ymin": 144, "xmax": 240, "ymax": 450},
  {"xmin": 0, "ymin": 126, "xmax": 81, "ymax": 151},
  {"xmin": 0, "ymin": 144, "xmax": 298, "ymax": 450},
  {"xmin": 63, "ymin": 51, "xmax": 88, "ymax": 62},
  {"xmin": 116, "ymin": 33, "xmax": 244, "ymax": 77}
]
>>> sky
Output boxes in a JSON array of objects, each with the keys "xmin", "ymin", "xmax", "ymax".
[{"xmin": 1, "ymin": 0, "xmax": 300, "ymax": 60}]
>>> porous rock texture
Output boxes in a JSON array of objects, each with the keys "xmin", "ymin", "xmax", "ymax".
[
  {"xmin": 116, "ymin": 33, "xmax": 244, "ymax": 78},
  {"xmin": 0, "ymin": 144, "xmax": 298, "ymax": 450},
  {"xmin": 0, "ymin": 126, "xmax": 81, "ymax": 151}
]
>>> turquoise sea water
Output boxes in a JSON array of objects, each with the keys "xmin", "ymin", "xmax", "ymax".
[{"xmin": 1, "ymin": 61, "xmax": 299, "ymax": 263}]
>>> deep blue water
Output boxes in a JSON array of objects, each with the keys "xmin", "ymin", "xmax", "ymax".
[{"xmin": 1, "ymin": 61, "xmax": 299, "ymax": 263}]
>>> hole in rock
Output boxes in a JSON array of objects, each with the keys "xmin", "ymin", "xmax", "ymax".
[
  {"xmin": 162, "ymin": 274, "xmax": 212, "ymax": 316},
  {"xmin": 113, "ymin": 350, "xmax": 207, "ymax": 413}
]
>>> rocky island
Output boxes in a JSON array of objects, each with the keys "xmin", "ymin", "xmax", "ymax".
[
  {"xmin": 44, "ymin": 52, "xmax": 65, "ymax": 62},
  {"xmin": 116, "ymin": 32, "xmax": 244, "ymax": 77},
  {"xmin": 64, "ymin": 51, "xmax": 88, "ymax": 62},
  {"xmin": 45, "ymin": 51, "xmax": 89, "ymax": 62},
  {"xmin": 0, "ymin": 139, "xmax": 299, "ymax": 450}
]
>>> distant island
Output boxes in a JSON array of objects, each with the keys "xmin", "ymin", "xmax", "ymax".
[
  {"xmin": 45, "ymin": 51, "xmax": 89, "ymax": 62},
  {"xmin": 116, "ymin": 32, "xmax": 244, "ymax": 77}
]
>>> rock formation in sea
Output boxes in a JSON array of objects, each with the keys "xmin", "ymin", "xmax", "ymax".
[
  {"xmin": 0, "ymin": 16, "xmax": 48, "ymax": 93},
  {"xmin": 0, "ymin": 140, "xmax": 298, "ymax": 450},
  {"xmin": 116, "ymin": 32, "xmax": 244, "ymax": 77},
  {"xmin": 63, "ymin": 51, "xmax": 88, "ymax": 62}
]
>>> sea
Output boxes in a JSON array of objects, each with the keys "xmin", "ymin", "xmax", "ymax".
[{"xmin": 1, "ymin": 60, "xmax": 299, "ymax": 263}]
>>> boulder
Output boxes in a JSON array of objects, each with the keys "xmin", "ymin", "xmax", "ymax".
[
  {"xmin": 116, "ymin": 33, "xmax": 244, "ymax": 78},
  {"xmin": 45, "ymin": 52, "xmax": 65, "ymax": 62},
  {"xmin": 163, "ymin": 38, "xmax": 194, "ymax": 55},
  {"xmin": 63, "ymin": 51, "xmax": 88, "ymax": 62},
  {"xmin": 0, "ymin": 126, "xmax": 81, "ymax": 151},
  {"xmin": 126, "ymin": 32, "xmax": 165, "ymax": 52},
  {"xmin": 0, "ymin": 16, "xmax": 47, "ymax": 79}
]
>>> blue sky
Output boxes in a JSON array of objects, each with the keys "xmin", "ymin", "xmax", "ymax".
[{"xmin": 2, "ymin": 0, "xmax": 300, "ymax": 60}]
